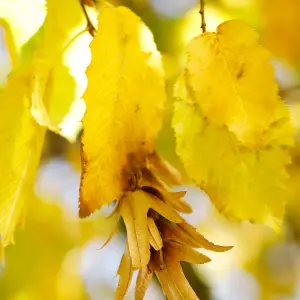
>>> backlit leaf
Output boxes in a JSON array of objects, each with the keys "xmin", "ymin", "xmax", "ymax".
[
  {"xmin": 186, "ymin": 20, "xmax": 280, "ymax": 147},
  {"xmin": 29, "ymin": 0, "xmax": 92, "ymax": 142},
  {"xmin": 173, "ymin": 74, "xmax": 293, "ymax": 227},
  {"xmin": 79, "ymin": 6, "xmax": 165, "ymax": 216},
  {"xmin": 0, "ymin": 75, "xmax": 46, "ymax": 253},
  {"xmin": 0, "ymin": 0, "xmax": 46, "ymax": 65}
]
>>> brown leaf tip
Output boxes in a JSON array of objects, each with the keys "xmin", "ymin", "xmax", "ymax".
[{"xmin": 78, "ymin": 198, "xmax": 92, "ymax": 218}]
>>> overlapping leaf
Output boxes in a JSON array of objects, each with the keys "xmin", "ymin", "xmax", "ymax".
[
  {"xmin": 0, "ymin": 75, "xmax": 46, "ymax": 254},
  {"xmin": 173, "ymin": 72, "xmax": 293, "ymax": 227},
  {"xmin": 79, "ymin": 6, "xmax": 165, "ymax": 216},
  {"xmin": 0, "ymin": 0, "xmax": 92, "ymax": 254},
  {"xmin": 29, "ymin": 0, "xmax": 92, "ymax": 141},
  {"xmin": 186, "ymin": 20, "xmax": 280, "ymax": 147}
]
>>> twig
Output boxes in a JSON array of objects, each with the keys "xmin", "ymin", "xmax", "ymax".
[
  {"xmin": 79, "ymin": 0, "xmax": 96, "ymax": 37},
  {"xmin": 199, "ymin": 0, "xmax": 206, "ymax": 33}
]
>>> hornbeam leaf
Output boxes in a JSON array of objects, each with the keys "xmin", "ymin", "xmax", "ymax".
[
  {"xmin": 186, "ymin": 20, "xmax": 282, "ymax": 147},
  {"xmin": 79, "ymin": 6, "xmax": 165, "ymax": 216},
  {"xmin": 173, "ymin": 73, "xmax": 293, "ymax": 226}
]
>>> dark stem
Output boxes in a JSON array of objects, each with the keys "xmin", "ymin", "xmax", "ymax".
[
  {"xmin": 79, "ymin": 0, "xmax": 96, "ymax": 37},
  {"xmin": 199, "ymin": 0, "xmax": 206, "ymax": 33}
]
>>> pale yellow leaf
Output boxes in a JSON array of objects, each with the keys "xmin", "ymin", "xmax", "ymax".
[
  {"xmin": 186, "ymin": 20, "xmax": 279, "ymax": 147},
  {"xmin": 29, "ymin": 0, "xmax": 92, "ymax": 141},
  {"xmin": 0, "ymin": 0, "xmax": 46, "ymax": 62},
  {"xmin": 173, "ymin": 75, "xmax": 293, "ymax": 226},
  {"xmin": 0, "ymin": 75, "xmax": 46, "ymax": 252}
]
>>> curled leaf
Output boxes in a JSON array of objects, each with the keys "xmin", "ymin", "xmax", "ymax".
[
  {"xmin": 135, "ymin": 267, "xmax": 153, "ymax": 300},
  {"xmin": 147, "ymin": 217, "xmax": 163, "ymax": 251},
  {"xmin": 116, "ymin": 242, "xmax": 133, "ymax": 300},
  {"xmin": 120, "ymin": 192, "xmax": 150, "ymax": 269}
]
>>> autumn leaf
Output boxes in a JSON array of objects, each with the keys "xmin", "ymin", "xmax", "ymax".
[
  {"xmin": 1, "ymin": 0, "xmax": 92, "ymax": 142},
  {"xmin": 173, "ymin": 74, "xmax": 293, "ymax": 227},
  {"xmin": 0, "ymin": 0, "xmax": 93, "ymax": 255},
  {"xmin": 118, "ymin": 216, "xmax": 232, "ymax": 299},
  {"xmin": 79, "ymin": 6, "xmax": 165, "ymax": 216},
  {"xmin": 115, "ymin": 242, "xmax": 133, "ymax": 300},
  {"xmin": 0, "ymin": 74, "xmax": 46, "ymax": 255},
  {"xmin": 0, "ymin": 0, "xmax": 46, "ymax": 66},
  {"xmin": 120, "ymin": 189, "xmax": 182, "ymax": 268},
  {"xmin": 186, "ymin": 20, "xmax": 280, "ymax": 147},
  {"xmin": 28, "ymin": 0, "xmax": 93, "ymax": 142}
]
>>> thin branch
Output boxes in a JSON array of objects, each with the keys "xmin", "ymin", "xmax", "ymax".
[
  {"xmin": 199, "ymin": 0, "xmax": 206, "ymax": 33},
  {"xmin": 79, "ymin": 0, "xmax": 96, "ymax": 37}
]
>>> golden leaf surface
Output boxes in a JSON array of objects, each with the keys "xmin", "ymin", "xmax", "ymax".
[
  {"xmin": 173, "ymin": 75, "xmax": 293, "ymax": 227},
  {"xmin": 0, "ymin": 75, "xmax": 46, "ymax": 253},
  {"xmin": 79, "ymin": 6, "xmax": 165, "ymax": 216},
  {"xmin": 186, "ymin": 20, "xmax": 280, "ymax": 147}
]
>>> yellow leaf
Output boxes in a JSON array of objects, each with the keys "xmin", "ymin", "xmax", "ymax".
[
  {"xmin": 156, "ymin": 268, "xmax": 182, "ymax": 300},
  {"xmin": 79, "ymin": 6, "xmax": 165, "ymax": 216},
  {"xmin": 173, "ymin": 75, "xmax": 293, "ymax": 226},
  {"xmin": 0, "ymin": 75, "xmax": 46, "ymax": 253},
  {"xmin": 165, "ymin": 241, "xmax": 211, "ymax": 264},
  {"xmin": 164, "ymin": 261, "xmax": 199, "ymax": 300},
  {"xmin": 120, "ymin": 192, "xmax": 150, "ymax": 269},
  {"xmin": 148, "ymin": 152, "xmax": 182, "ymax": 186},
  {"xmin": 160, "ymin": 219, "xmax": 232, "ymax": 251},
  {"xmin": 0, "ymin": 0, "xmax": 91, "ymax": 254},
  {"xmin": 147, "ymin": 217, "xmax": 163, "ymax": 251},
  {"xmin": 116, "ymin": 242, "xmax": 133, "ymax": 300},
  {"xmin": 186, "ymin": 20, "xmax": 279, "ymax": 147},
  {"xmin": 163, "ymin": 191, "xmax": 192, "ymax": 214},
  {"xmin": 0, "ymin": 0, "xmax": 46, "ymax": 64},
  {"xmin": 29, "ymin": 0, "xmax": 92, "ymax": 141},
  {"xmin": 135, "ymin": 267, "xmax": 153, "ymax": 300},
  {"xmin": 120, "ymin": 190, "xmax": 182, "ymax": 268}
]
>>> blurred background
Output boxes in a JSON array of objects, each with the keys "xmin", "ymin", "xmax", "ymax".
[{"xmin": 1, "ymin": 0, "xmax": 300, "ymax": 299}]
